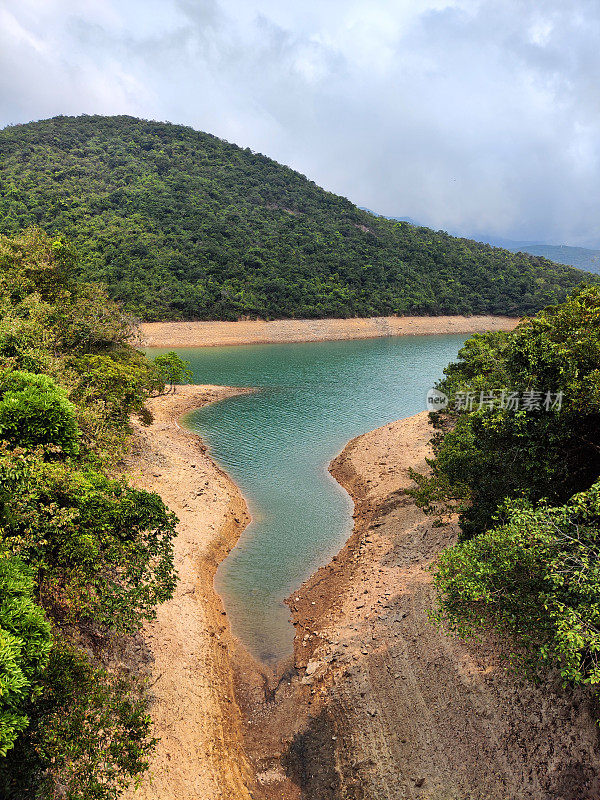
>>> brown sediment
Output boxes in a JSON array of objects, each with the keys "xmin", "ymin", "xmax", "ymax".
[
  {"xmin": 124, "ymin": 388, "xmax": 600, "ymax": 800},
  {"xmin": 122, "ymin": 385, "xmax": 260, "ymax": 800},
  {"xmin": 139, "ymin": 315, "xmax": 519, "ymax": 348},
  {"xmin": 269, "ymin": 412, "xmax": 600, "ymax": 800}
]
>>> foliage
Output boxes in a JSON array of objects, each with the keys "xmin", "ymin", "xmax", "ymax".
[
  {"xmin": 0, "ymin": 646, "xmax": 155, "ymax": 800},
  {"xmin": 0, "ymin": 231, "xmax": 176, "ymax": 796},
  {"xmin": 0, "ymin": 453, "xmax": 177, "ymax": 631},
  {"xmin": 0, "ymin": 370, "xmax": 79, "ymax": 455},
  {"xmin": 435, "ymin": 484, "xmax": 600, "ymax": 687},
  {"xmin": 0, "ymin": 229, "xmax": 160, "ymax": 463},
  {"xmin": 153, "ymin": 351, "xmax": 192, "ymax": 391},
  {"xmin": 0, "ymin": 557, "xmax": 52, "ymax": 758},
  {"xmin": 0, "ymin": 115, "xmax": 594, "ymax": 321},
  {"xmin": 414, "ymin": 287, "xmax": 600, "ymax": 713},
  {"xmin": 412, "ymin": 286, "xmax": 600, "ymax": 538}
]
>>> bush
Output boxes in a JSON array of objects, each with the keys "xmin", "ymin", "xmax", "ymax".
[
  {"xmin": 0, "ymin": 557, "xmax": 52, "ymax": 757},
  {"xmin": 435, "ymin": 483, "xmax": 600, "ymax": 686},
  {"xmin": 0, "ymin": 646, "xmax": 155, "ymax": 800},
  {"xmin": 413, "ymin": 286, "xmax": 600, "ymax": 538},
  {"xmin": 0, "ymin": 231, "xmax": 178, "ymax": 794},
  {"xmin": 0, "ymin": 371, "xmax": 79, "ymax": 455},
  {"xmin": 1, "ymin": 456, "xmax": 177, "ymax": 631}
]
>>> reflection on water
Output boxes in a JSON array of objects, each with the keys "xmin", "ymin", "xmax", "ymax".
[{"xmin": 150, "ymin": 335, "xmax": 466, "ymax": 663}]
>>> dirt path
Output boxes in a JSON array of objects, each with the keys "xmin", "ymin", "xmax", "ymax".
[
  {"xmin": 139, "ymin": 315, "xmax": 519, "ymax": 348},
  {"xmin": 123, "ymin": 386, "xmax": 258, "ymax": 800},
  {"xmin": 273, "ymin": 413, "xmax": 600, "ymax": 800}
]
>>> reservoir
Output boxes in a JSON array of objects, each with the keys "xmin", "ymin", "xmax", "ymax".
[{"xmin": 150, "ymin": 334, "xmax": 466, "ymax": 663}]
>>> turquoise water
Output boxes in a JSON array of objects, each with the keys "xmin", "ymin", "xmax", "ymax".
[{"xmin": 149, "ymin": 335, "xmax": 466, "ymax": 663}]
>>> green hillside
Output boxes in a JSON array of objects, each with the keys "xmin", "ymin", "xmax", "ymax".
[
  {"xmin": 0, "ymin": 115, "xmax": 592, "ymax": 321},
  {"xmin": 508, "ymin": 243, "xmax": 600, "ymax": 275}
]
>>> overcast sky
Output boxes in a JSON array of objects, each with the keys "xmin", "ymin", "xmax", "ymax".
[{"xmin": 1, "ymin": 0, "xmax": 599, "ymax": 246}]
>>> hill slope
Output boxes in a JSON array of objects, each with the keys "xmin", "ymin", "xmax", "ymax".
[
  {"xmin": 505, "ymin": 243, "xmax": 600, "ymax": 274},
  {"xmin": 0, "ymin": 115, "xmax": 592, "ymax": 321},
  {"xmin": 364, "ymin": 209, "xmax": 600, "ymax": 276}
]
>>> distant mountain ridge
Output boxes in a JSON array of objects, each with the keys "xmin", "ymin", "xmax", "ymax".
[
  {"xmin": 0, "ymin": 115, "xmax": 594, "ymax": 321},
  {"xmin": 362, "ymin": 209, "xmax": 600, "ymax": 276},
  {"xmin": 484, "ymin": 241, "xmax": 600, "ymax": 275}
]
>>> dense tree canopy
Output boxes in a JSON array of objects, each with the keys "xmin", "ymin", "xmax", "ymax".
[
  {"xmin": 0, "ymin": 115, "xmax": 593, "ymax": 321},
  {"xmin": 0, "ymin": 231, "xmax": 176, "ymax": 798},
  {"xmin": 414, "ymin": 286, "xmax": 600, "ymax": 706},
  {"xmin": 413, "ymin": 286, "xmax": 600, "ymax": 538}
]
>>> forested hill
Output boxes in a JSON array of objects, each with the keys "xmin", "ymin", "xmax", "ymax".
[{"xmin": 0, "ymin": 115, "xmax": 592, "ymax": 321}]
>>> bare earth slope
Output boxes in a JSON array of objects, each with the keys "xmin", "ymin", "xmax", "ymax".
[
  {"xmin": 123, "ymin": 390, "xmax": 599, "ymax": 800},
  {"xmin": 282, "ymin": 413, "xmax": 600, "ymax": 800},
  {"xmin": 123, "ymin": 386, "xmax": 257, "ymax": 800},
  {"xmin": 139, "ymin": 315, "xmax": 519, "ymax": 348}
]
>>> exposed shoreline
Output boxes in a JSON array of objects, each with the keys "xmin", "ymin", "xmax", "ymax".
[
  {"xmin": 123, "ymin": 385, "xmax": 259, "ymax": 800},
  {"xmin": 139, "ymin": 314, "xmax": 520, "ymax": 348},
  {"xmin": 125, "ymin": 389, "xmax": 599, "ymax": 800},
  {"xmin": 273, "ymin": 414, "xmax": 600, "ymax": 799}
]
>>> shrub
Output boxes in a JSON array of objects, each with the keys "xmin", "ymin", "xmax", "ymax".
[
  {"xmin": 413, "ymin": 286, "xmax": 600, "ymax": 539},
  {"xmin": 0, "ymin": 646, "xmax": 155, "ymax": 800},
  {"xmin": 0, "ymin": 371, "xmax": 79, "ymax": 456},
  {"xmin": 1, "ymin": 456, "xmax": 177, "ymax": 631},
  {"xmin": 435, "ymin": 483, "xmax": 600, "ymax": 686},
  {"xmin": 0, "ymin": 557, "xmax": 52, "ymax": 757}
]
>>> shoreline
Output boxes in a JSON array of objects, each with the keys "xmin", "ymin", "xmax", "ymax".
[
  {"xmin": 123, "ymin": 385, "xmax": 259, "ymax": 800},
  {"xmin": 139, "ymin": 314, "xmax": 520, "ymax": 348},
  {"xmin": 124, "ymin": 389, "xmax": 599, "ymax": 800},
  {"xmin": 273, "ymin": 413, "xmax": 599, "ymax": 799}
]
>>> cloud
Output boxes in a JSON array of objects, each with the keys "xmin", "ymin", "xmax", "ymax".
[{"xmin": 0, "ymin": 0, "xmax": 599, "ymax": 246}]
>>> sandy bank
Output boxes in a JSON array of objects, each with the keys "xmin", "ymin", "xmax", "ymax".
[
  {"xmin": 123, "ymin": 386, "xmax": 257, "ymax": 800},
  {"xmin": 252, "ymin": 413, "xmax": 600, "ymax": 800},
  {"xmin": 140, "ymin": 315, "xmax": 519, "ymax": 348},
  {"xmin": 122, "ymin": 389, "xmax": 600, "ymax": 800}
]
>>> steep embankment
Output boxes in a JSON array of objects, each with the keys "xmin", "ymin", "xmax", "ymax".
[
  {"xmin": 0, "ymin": 115, "xmax": 592, "ymax": 320},
  {"xmin": 122, "ymin": 389, "xmax": 599, "ymax": 800},
  {"xmin": 140, "ymin": 314, "xmax": 519, "ymax": 347},
  {"xmin": 123, "ymin": 386, "xmax": 257, "ymax": 800},
  {"xmin": 263, "ymin": 413, "xmax": 600, "ymax": 800}
]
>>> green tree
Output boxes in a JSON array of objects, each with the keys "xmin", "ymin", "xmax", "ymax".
[
  {"xmin": 153, "ymin": 351, "xmax": 193, "ymax": 393},
  {"xmin": 413, "ymin": 287, "xmax": 600, "ymax": 719},
  {"xmin": 0, "ymin": 557, "xmax": 52, "ymax": 757},
  {"xmin": 0, "ymin": 646, "xmax": 154, "ymax": 800},
  {"xmin": 435, "ymin": 484, "xmax": 600, "ymax": 687},
  {"xmin": 0, "ymin": 231, "xmax": 178, "ymax": 796},
  {"xmin": 0, "ymin": 453, "xmax": 177, "ymax": 632},
  {"xmin": 412, "ymin": 286, "xmax": 600, "ymax": 538}
]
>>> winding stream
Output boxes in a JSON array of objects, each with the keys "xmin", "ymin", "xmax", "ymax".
[{"xmin": 150, "ymin": 335, "xmax": 466, "ymax": 663}]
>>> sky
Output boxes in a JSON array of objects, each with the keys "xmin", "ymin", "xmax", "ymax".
[{"xmin": 1, "ymin": 0, "xmax": 599, "ymax": 246}]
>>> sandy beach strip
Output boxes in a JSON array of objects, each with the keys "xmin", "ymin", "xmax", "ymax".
[
  {"xmin": 139, "ymin": 314, "xmax": 520, "ymax": 348},
  {"xmin": 123, "ymin": 385, "xmax": 258, "ymax": 800}
]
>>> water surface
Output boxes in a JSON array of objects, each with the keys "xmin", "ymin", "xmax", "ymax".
[{"xmin": 150, "ymin": 335, "xmax": 466, "ymax": 663}]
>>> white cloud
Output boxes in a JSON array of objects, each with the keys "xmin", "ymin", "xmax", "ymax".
[{"xmin": 0, "ymin": 0, "xmax": 599, "ymax": 246}]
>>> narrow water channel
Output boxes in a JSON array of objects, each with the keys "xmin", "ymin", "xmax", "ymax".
[{"xmin": 150, "ymin": 335, "xmax": 466, "ymax": 663}]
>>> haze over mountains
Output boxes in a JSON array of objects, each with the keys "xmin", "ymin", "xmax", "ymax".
[
  {"xmin": 0, "ymin": 115, "xmax": 594, "ymax": 321},
  {"xmin": 364, "ymin": 210, "xmax": 600, "ymax": 276}
]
